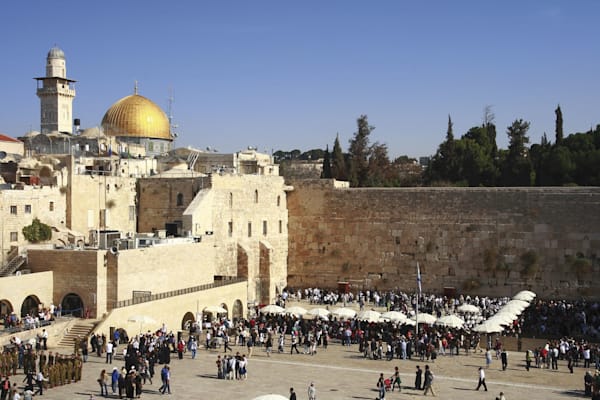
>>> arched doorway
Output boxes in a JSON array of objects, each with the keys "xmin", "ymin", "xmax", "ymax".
[
  {"xmin": 232, "ymin": 299, "xmax": 243, "ymax": 320},
  {"xmin": 21, "ymin": 295, "xmax": 40, "ymax": 317},
  {"xmin": 0, "ymin": 300, "xmax": 13, "ymax": 322},
  {"xmin": 181, "ymin": 312, "xmax": 195, "ymax": 331},
  {"xmin": 61, "ymin": 293, "xmax": 84, "ymax": 317}
]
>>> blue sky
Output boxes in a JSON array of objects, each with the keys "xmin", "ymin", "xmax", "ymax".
[{"xmin": 1, "ymin": 1, "xmax": 598, "ymax": 158}]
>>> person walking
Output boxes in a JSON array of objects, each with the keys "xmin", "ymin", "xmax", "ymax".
[
  {"xmin": 98, "ymin": 369, "xmax": 108, "ymax": 397},
  {"xmin": 308, "ymin": 382, "xmax": 317, "ymax": 400},
  {"xmin": 190, "ymin": 337, "xmax": 198, "ymax": 359},
  {"xmin": 501, "ymin": 349, "xmax": 508, "ymax": 371},
  {"xmin": 376, "ymin": 373, "xmax": 386, "ymax": 399},
  {"xmin": 289, "ymin": 387, "xmax": 297, "ymax": 400},
  {"xmin": 159, "ymin": 365, "xmax": 171, "ymax": 395},
  {"xmin": 415, "ymin": 365, "xmax": 423, "ymax": 390},
  {"xmin": 391, "ymin": 366, "xmax": 401, "ymax": 392},
  {"xmin": 475, "ymin": 367, "xmax": 488, "ymax": 391},
  {"xmin": 423, "ymin": 365, "xmax": 435, "ymax": 396}
]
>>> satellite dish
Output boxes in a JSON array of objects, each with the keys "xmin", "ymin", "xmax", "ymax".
[
  {"xmin": 0, "ymin": 151, "xmax": 6, "ymax": 160},
  {"xmin": 110, "ymin": 246, "xmax": 119, "ymax": 255}
]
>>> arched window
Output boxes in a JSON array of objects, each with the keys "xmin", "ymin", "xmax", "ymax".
[
  {"xmin": 254, "ymin": 190, "xmax": 259, "ymax": 203},
  {"xmin": 229, "ymin": 192, "xmax": 233, "ymax": 208},
  {"xmin": 277, "ymin": 195, "xmax": 281, "ymax": 207},
  {"xmin": 176, "ymin": 193, "xmax": 184, "ymax": 206}
]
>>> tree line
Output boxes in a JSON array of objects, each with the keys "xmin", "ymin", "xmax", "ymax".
[{"xmin": 276, "ymin": 107, "xmax": 600, "ymax": 187}]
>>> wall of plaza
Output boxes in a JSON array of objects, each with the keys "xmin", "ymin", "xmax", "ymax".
[
  {"xmin": 26, "ymin": 242, "xmax": 216, "ymax": 319},
  {"xmin": 0, "ymin": 271, "xmax": 53, "ymax": 315},
  {"xmin": 286, "ymin": 180, "xmax": 600, "ymax": 299},
  {"xmin": 94, "ymin": 280, "xmax": 247, "ymax": 338}
]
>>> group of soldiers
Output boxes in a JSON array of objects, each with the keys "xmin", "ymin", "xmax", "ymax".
[{"xmin": 0, "ymin": 343, "xmax": 83, "ymax": 391}]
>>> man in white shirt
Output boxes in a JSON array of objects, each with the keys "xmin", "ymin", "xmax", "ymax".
[
  {"xmin": 475, "ymin": 367, "xmax": 487, "ymax": 391},
  {"xmin": 105, "ymin": 341, "xmax": 114, "ymax": 364}
]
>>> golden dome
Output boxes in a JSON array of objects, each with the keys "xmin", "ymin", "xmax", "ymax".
[{"xmin": 101, "ymin": 94, "xmax": 171, "ymax": 140}]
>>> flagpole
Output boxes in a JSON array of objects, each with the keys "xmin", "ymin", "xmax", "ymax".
[{"xmin": 416, "ymin": 262, "xmax": 421, "ymax": 336}]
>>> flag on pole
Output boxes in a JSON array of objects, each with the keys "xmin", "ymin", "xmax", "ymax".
[{"xmin": 416, "ymin": 262, "xmax": 422, "ymax": 295}]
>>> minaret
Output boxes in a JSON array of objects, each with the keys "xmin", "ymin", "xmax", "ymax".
[{"xmin": 34, "ymin": 46, "xmax": 76, "ymax": 134}]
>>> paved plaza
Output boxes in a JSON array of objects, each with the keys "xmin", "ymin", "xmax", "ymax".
[{"xmin": 23, "ymin": 336, "xmax": 587, "ymax": 400}]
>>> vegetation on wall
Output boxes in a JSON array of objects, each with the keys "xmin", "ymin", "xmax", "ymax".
[
  {"xmin": 566, "ymin": 254, "xmax": 593, "ymax": 279},
  {"xmin": 520, "ymin": 250, "xmax": 539, "ymax": 277},
  {"xmin": 462, "ymin": 278, "xmax": 481, "ymax": 291},
  {"xmin": 22, "ymin": 218, "xmax": 52, "ymax": 243}
]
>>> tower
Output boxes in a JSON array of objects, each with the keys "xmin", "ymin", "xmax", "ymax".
[{"xmin": 35, "ymin": 46, "xmax": 76, "ymax": 134}]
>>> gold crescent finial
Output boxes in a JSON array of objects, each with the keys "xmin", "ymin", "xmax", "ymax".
[{"xmin": 134, "ymin": 81, "xmax": 138, "ymax": 95}]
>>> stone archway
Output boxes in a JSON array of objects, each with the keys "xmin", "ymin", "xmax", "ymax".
[
  {"xmin": 232, "ymin": 299, "xmax": 243, "ymax": 320},
  {"xmin": 0, "ymin": 299, "xmax": 13, "ymax": 321},
  {"xmin": 21, "ymin": 295, "xmax": 41, "ymax": 317},
  {"xmin": 61, "ymin": 293, "xmax": 84, "ymax": 317},
  {"xmin": 181, "ymin": 312, "xmax": 195, "ymax": 331}
]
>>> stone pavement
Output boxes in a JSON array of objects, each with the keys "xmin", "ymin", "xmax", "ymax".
[{"xmin": 23, "ymin": 338, "xmax": 587, "ymax": 400}]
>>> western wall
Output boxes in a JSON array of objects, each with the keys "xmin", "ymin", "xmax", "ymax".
[{"xmin": 286, "ymin": 179, "xmax": 600, "ymax": 299}]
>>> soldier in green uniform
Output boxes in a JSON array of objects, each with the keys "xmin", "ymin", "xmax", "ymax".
[
  {"xmin": 42, "ymin": 363, "xmax": 49, "ymax": 390},
  {"xmin": 11, "ymin": 348, "xmax": 18, "ymax": 376},
  {"xmin": 66, "ymin": 356, "xmax": 73, "ymax": 384},
  {"xmin": 74, "ymin": 355, "xmax": 82, "ymax": 382},
  {"xmin": 38, "ymin": 350, "xmax": 46, "ymax": 372}
]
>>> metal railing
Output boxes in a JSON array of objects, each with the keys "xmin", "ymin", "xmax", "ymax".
[{"xmin": 111, "ymin": 277, "xmax": 246, "ymax": 309}]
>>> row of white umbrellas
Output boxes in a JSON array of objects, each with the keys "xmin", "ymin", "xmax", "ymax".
[
  {"xmin": 472, "ymin": 290, "xmax": 536, "ymax": 333},
  {"xmin": 259, "ymin": 305, "xmax": 468, "ymax": 327}
]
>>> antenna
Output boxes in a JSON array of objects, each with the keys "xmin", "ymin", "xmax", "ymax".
[{"xmin": 168, "ymin": 88, "xmax": 179, "ymax": 140}]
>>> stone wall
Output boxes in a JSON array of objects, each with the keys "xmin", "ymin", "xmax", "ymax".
[{"xmin": 287, "ymin": 180, "xmax": 600, "ymax": 299}]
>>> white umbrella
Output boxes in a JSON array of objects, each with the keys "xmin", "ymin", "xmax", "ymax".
[
  {"xmin": 472, "ymin": 321, "xmax": 504, "ymax": 333},
  {"xmin": 127, "ymin": 315, "xmax": 157, "ymax": 333},
  {"xmin": 252, "ymin": 395, "xmax": 289, "ymax": 400},
  {"xmin": 488, "ymin": 313, "xmax": 516, "ymax": 325},
  {"xmin": 414, "ymin": 313, "xmax": 437, "ymax": 324},
  {"xmin": 357, "ymin": 310, "xmax": 381, "ymax": 322},
  {"xmin": 259, "ymin": 304, "xmax": 285, "ymax": 314},
  {"xmin": 285, "ymin": 306, "xmax": 307, "ymax": 316},
  {"xmin": 306, "ymin": 308, "xmax": 330, "ymax": 318},
  {"xmin": 513, "ymin": 291, "xmax": 536, "ymax": 302},
  {"xmin": 381, "ymin": 311, "xmax": 407, "ymax": 322},
  {"xmin": 332, "ymin": 307, "xmax": 357, "ymax": 319},
  {"xmin": 203, "ymin": 305, "xmax": 228, "ymax": 314},
  {"xmin": 457, "ymin": 304, "xmax": 480, "ymax": 314},
  {"xmin": 403, "ymin": 318, "xmax": 416, "ymax": 326},
  {"xmin": 436, "ymin": 315, "xmax": 465, "ymax": 328}
]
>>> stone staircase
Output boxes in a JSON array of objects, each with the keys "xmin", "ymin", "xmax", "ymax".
[
  {"xmin": 0, "ymin": 255, "xmax": 27, "ymax": 277},
  {"xmin": 56, "ymin": 320, "xmax": 98, "ymax": 348}
]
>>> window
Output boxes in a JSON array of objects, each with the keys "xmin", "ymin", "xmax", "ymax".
[
  {"xmin": 229, "ymin": 193, "xmax": 233, "ymax": 208},
  {"xmin": 277, "ymin": 195, "xmax": 281, "ymax": 207},
  {"xmin": 228, "ymin": 221, "xmax": 233, "ymax": 237},
  {"xmin": 247, "ymin": 222, "xmax": 252, "ymax": 238},
  {"xmin": 129, "ymin": 206, "xmax": 136, "ymax": 221},
  {"xmin": 10, "ymin": 232, "xmax": 18, "ymax": 242},
  {"xmin": 49, "ymin": 202, "xmax": 54, "ymax": 211},
  {"xmin": 25, "ymin": 205, "xmax": 32, "ymax": 214},
  {"xmin": 10, "ymin": 206, "xmax": 17, "ymax": 215},
  {"xmin": 254, "ymin": 190, "xmax": 258, "ymax": 203},
  {"xmin": 262, "ymin": 221, "xmax": 267, "ymax": 236},
  {"xmin": 279, "ymin": 220, "xmax": 283, "ymax": 234},
  {"xmin": 176, "ymin": 193, "xmax": 184, "ymax": 206}
]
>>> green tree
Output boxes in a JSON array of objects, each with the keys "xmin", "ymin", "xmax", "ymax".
[
  {"xmin": 500, "ymin": 119, "xmax": 533, "ymax": 186},
  {"xmin": 321, "ymin": 145, "xmax": 332, "ymax": 179},
  {"xmin": 22, "ymin": 218, "xmax": 52, "ymax": 243},
  {"xmin": 555, "ymin": 105, "xmax": 564, "ymax": 145},
  {"xmin": 348, "ymin": 115, "xmax": 374, "ymax": 187},
  {"xmin": 366, "ymin": 142, "xmax": 391, "ymax": 186},
  {"xmin": 425, "ymin": 115, "xmax": 459, "ymax": 184},
  {"xmin": 331, "ymin": 134, "xmax": 347, "ymax": 181}
]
